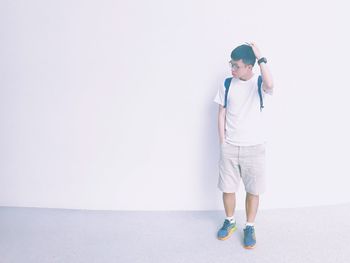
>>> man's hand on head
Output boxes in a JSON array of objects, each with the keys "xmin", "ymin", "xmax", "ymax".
[{"xmin": 245, "ymin": 42, "xmax": 262, "ymax": 60}]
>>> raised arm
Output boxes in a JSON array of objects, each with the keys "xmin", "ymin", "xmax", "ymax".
[{"xmin": 247, "ymin": 42, "xmax": 274, "ymax": 94}]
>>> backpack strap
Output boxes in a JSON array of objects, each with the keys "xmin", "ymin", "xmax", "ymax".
[
  {"xmin": 258, "ymin": 75, "xmax": 264, "ymax": 112},
  {"xmin": 224, "ymin": 77, "xmax": 232, "ymax": 108}
]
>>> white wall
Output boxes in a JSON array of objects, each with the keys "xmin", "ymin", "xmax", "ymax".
[{"xmin": 1, "ymin": 0, "xmax": 349, "ymax": 211}]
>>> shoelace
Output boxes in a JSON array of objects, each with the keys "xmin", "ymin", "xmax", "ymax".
[
  {"xmin": 221, "ymin": 220, "xmax": 231, "ymax": 230},
  {"xmin": 244, "ymin": 226, "xmax": 256, "ymax": 239},
  {"xmin": 245, "ymin": 226, "xmax": 254, "ymax": 234}
]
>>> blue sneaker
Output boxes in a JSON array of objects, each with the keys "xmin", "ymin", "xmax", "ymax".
[
  {"xmin": 243, "ymin": 225, "xmax": 256, "ymax": 249},
  {"xmin": 217, "ymin": 219, "xmax": 237, "ymax": 240}
]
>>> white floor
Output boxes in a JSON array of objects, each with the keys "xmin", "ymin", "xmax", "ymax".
[{"xmin": 0, "ymin": 204, "xmax": 349, "ymax": 263}]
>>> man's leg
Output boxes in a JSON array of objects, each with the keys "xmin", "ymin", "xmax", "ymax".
[
  {"xmin": 217, "ymin": 192, "xmax": 237, "ymax": 240},
  {"xmin": 241, "ymin": 144, "xmax": 265, "ymax": 249},
  {"xmin": 243, "ymin": 192, "xmax": 259, "ymax": 249},
  {"xmin": 223, "ymin": 192, "xmax": 236, "ymax": 217},
  {"xmin": 217, "ymin": 143, "xmax": 240, "ymax": 240},
  {"xmin": 245, "ymin": 192, "xmax": 259, "ymax": 223}
]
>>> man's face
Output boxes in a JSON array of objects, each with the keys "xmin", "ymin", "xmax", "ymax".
[{"xmin": 229, "ymin": 59, "xmax": 252, "ymax": 79}]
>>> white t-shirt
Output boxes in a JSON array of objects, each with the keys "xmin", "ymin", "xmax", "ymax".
[{"xmin": 214, "ymin": 73, "xmax": 272, "ymax": 146}]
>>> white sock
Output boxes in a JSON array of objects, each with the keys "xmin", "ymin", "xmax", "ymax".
[
  {"xmin": 245, "ymin": 222, "xmax": 255, "ymax": 227},
  {"xmin": 226, "ymin": 216, "xmax": 236, "ymax": 223}
]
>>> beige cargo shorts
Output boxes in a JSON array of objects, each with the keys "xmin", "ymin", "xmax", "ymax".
[{"xmin": 218, "ymin": 142, "xmax": 266, "ymax": 195}]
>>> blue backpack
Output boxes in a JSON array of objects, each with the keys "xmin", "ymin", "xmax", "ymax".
[{"xmin": 224, "ymin": 75, "xmax": 264, "ymax": 111}]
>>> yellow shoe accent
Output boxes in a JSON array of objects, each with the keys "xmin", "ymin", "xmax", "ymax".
[{"xmin": 217, "ymin": 225, "xmax": 237, "ymax": 240}]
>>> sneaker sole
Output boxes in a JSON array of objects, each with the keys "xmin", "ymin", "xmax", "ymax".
[
  {"xmin": 217, "ymin": 226, "xmax": 237, "ymax": 240},
  {"xmin": 244, "ymin": 244, "xmax": 256, "ymax": 249}
]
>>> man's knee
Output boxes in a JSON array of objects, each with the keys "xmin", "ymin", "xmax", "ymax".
[{"xmin": 246, "ymin": 192, "xmax": 259, "ymax": 198}]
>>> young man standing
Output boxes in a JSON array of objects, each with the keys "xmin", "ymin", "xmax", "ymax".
[{"xmin": 213, "ymin": 42, "xmax": 274, "ymax": 249}]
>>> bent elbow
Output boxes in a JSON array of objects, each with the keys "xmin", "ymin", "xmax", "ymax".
[{"xmin": 264, "ymin": 84, "xmax": 274, "ymax": 95}]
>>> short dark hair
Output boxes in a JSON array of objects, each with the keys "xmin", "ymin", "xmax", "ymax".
[{"xmin": 230, "ymin": 44, "xmax": 256, "ymax": 66}]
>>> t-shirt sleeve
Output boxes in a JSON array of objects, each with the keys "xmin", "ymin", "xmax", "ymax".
[{"xmin": 214, "ymin": 84, "xmax": 225, "ymax": 106}]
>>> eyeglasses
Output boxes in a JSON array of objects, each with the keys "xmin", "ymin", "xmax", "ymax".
[{"xmin": 228, "ymin": 60, "xmax": 240, "ymax": 71}]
